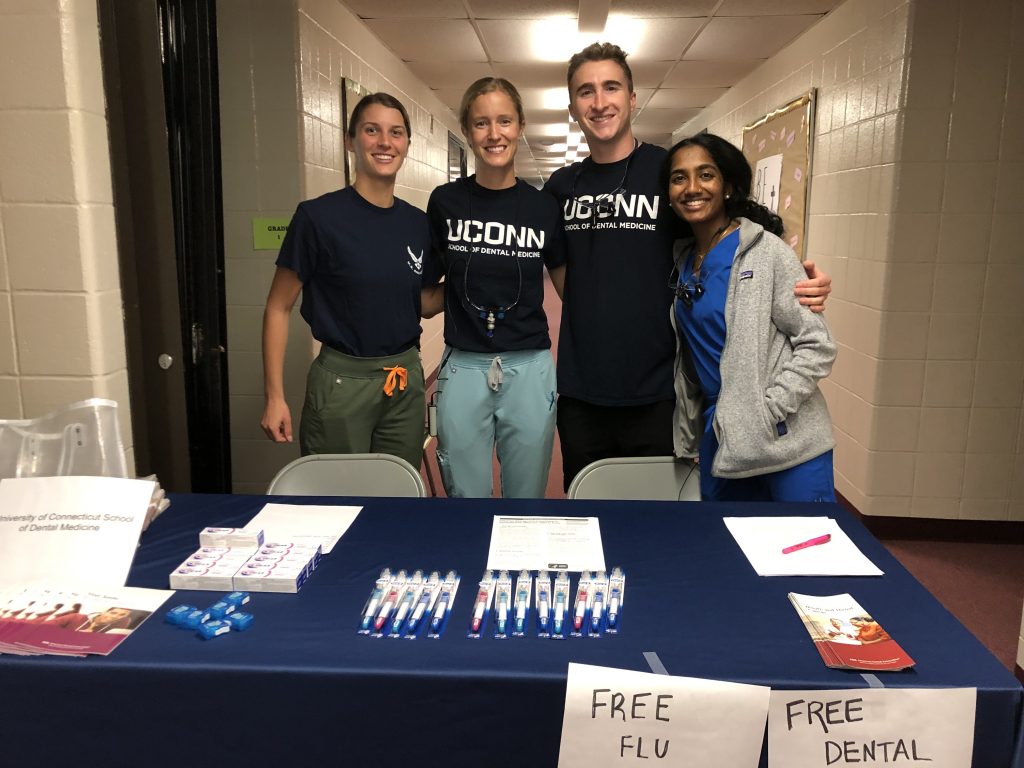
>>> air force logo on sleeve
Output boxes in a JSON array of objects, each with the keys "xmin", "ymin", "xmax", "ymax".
[{"xmin": 407, "ymin": 246, "xmax": 424, "ymax": 275}]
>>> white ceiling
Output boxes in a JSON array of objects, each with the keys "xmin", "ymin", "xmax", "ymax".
[{"xmin": 341, "ymin": 0, "xmax": 843, "ymax": 184}]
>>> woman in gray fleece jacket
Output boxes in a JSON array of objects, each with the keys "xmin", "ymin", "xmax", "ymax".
[{"xmin": 663, "ymin": 133, "xmax": 836, "ymax": 502}]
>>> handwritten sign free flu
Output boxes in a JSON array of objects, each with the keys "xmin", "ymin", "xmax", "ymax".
[
  {"xmin": 558, "ymin": 663, "xmax": 770, "ymax": 768},
  {"xmin": 768, "ymin": 688, "xmax": 976, "ymax": 767}
]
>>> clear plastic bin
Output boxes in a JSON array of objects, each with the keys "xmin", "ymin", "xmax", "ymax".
[{"xmin": 0, "ymin": 398, "xmax": 128, "ymax": 479}]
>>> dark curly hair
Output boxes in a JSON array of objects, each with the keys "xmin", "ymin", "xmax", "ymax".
[{"xmin": 661, "ymin": 133, "xmax": 783, "ymax": 237}]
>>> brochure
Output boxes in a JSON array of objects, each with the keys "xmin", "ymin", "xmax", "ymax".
[
  {"xmin": 0, "ymin": 585, "xmax": 172, "ymax": 657},
  {"xmin": 788, "ymin": 592, "xmax": 915, "ymax": 671},
  {"xmin": 0, "ymin": 476, "xmax": 157, "ymax": 588}
]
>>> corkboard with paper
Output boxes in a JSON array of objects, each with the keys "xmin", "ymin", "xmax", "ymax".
[{"xmin": 740, "ymin": 91, "xmax": 815, "ymax": 261}]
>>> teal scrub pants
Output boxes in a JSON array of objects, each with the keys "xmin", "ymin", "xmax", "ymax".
[{"xmin": 435, "ymin": 347, "xmax": 556, "ymax": 498}]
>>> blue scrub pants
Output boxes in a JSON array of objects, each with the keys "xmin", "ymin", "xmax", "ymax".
[
  {"xmin": 435, "ymin": 347, "xmax": 556, "ymax": 498},
  {"xmin": 700, "ymin": 404, "xmax": 835, "ymax": 502}
]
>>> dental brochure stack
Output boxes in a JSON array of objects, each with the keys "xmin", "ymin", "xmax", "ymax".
[
  {"xmin": 357, "ymin": 568, "xmax": 625, "ymax": 640},
  {"xmin": 789, "ymin": 592, "xmax": 914, "ymax": 671}
]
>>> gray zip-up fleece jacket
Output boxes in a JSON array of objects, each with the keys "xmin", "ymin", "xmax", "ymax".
[{"xmin": 670, "ymin": 217, "xmax": 836, "ymax": 478}]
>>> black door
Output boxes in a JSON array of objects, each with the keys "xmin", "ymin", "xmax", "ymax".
[{"xmin": 99, "ymin": 0, "xmax": 231, "ymax": 492}]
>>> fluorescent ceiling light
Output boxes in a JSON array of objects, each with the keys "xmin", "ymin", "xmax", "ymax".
[{"xmin": 531, "ymin": 16, "xmax": 646, "ymax": 63}]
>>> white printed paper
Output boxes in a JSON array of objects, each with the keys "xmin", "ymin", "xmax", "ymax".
[
  {"xmin": 753, "ymin": 153, "xmax": 784, "ymax": 212},
  {"xmin": 768, "ymin": 688, "xmax": 976, "ymax": 767},
  {"xmin": 0, "ymin": 476, "xmax": 157, "ymax": 588},
  {"xmin": 558, "ymin": 663, "xmax": 770, "ymax": 768},
  {"xmin": 724, "ymin": 517, "xmax": 882, "ymax": 576},
  {"xmin": 486, "ymin": 516, "xmax": 605, "ymax": 572},
  {"xmin": 244, "ymin": 503, "xmax": 361, "ymax": 554}
]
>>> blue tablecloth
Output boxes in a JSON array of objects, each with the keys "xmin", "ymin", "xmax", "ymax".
[{"xmin": 1, "ymin": 494, "xmax": 1020, "ymax": 767}]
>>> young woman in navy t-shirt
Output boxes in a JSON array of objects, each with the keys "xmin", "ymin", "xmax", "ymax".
[
  {"xmin": 261, "ymin": 93, "xmax": 431, "ymax": 469},
  {"xmin": 422, "ymin": 79, "xmax": 566, "ymax": 497}
]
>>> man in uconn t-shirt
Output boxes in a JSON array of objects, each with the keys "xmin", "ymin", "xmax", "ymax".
[{"xmin": 543, "ymin": 43, "xmax": 832, "ymax": 492}]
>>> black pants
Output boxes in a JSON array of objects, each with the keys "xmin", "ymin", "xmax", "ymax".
[{"xmin": 556, "ymin": 395, "xmax": 675, "ymax": 492}]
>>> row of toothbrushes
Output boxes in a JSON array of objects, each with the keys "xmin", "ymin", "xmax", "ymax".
[
  {"xmin": 467, "ymin": 567, "xmax": 626, "ymax": 640},
  {"xmin": 357, "ymin": 569, "xmax": 460, "ymax": 639}
]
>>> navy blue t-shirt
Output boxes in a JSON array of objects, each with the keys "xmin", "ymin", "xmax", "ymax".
[
  {"xmin": 543, "ymin": 143, "xmax": 685, "ymax": 406},
  {"xmin": 276, "ymin": 186, "xmax": 432, "ymax": 357},
  {"xmin": 425, "ymin": 177, "xmax": 566, "ymax": 353}
]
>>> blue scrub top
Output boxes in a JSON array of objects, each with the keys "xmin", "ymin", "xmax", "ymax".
[{"xmin": 674, "ymin": 228, "xmax": 740, "ymax": 402}]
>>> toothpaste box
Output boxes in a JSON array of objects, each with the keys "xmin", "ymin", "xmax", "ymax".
[
  {"xmin": 199, "ymin": 527, "xmax": 265, "ymax": 549},
  {"xmin": 169, "ymin": 546, "xmax": 257, "ymax": 591}
]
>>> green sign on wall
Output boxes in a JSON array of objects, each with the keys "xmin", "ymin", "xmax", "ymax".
[{"xmin": 252, "ymin": 217, "xmax": 291, "ymax": 250}]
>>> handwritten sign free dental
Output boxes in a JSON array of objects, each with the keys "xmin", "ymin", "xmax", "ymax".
[
  {"xmin": 558, "ymin": 663, "xmax": 770, "ymax": 767},
  {"xmin": 768, "ymin": 688, "xmax": 976, "ymax": 767}
]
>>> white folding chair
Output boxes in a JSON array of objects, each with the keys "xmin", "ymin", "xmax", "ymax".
[
  {"xmin": 267, "ymin": 453, "xmax": 427, "ymax": 498},
  {"xmin": 567, "ymin": 456, "xmax": 701, "ymax": 501}
]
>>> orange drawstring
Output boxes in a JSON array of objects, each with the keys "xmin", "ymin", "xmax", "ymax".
[{"xmin": 382, "ymin": 366, "xmax": 408, "ymax": 397}]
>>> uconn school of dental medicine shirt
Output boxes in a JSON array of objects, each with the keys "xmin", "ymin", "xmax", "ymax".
[
  {"xmin": 425, "ymin": 177, "xmax": 566, "ymax": 353},
  {"xmin": 276, "ymin": 185, "xmax": 432, "ymax": 357},
  {"xmin": 543, "ymin": 142, "xmax": 683, "ymax": 406}
]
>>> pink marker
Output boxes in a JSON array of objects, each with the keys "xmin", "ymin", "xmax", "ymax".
[{"xmin": 782, "ymin": 533, "xmax": 831, "ymax": 554}]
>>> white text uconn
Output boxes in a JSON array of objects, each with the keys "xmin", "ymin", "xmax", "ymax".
[
  {"xmin": 446, "ymin": 219, "xmax": 545, "ymax": 254},
  {"xmin": 562, "ymin": 192, "xmax": 659, "ymax": 222}
]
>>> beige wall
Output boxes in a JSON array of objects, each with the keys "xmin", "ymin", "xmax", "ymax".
[
  {"xmin": 220, "ymin": 0, "xmax": 464, "ymax": 493},
  {"xmin": 677, "ymin": 0, "xmax": 1024, "ymax": 521},
  {"xmin": 0, "ymin": 1, "xmax": 133, "ymax": 471}
]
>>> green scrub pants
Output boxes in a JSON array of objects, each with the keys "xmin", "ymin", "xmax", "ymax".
[{"xmin": 299, "ymin": 345, "xmax": 425, "ymax": 469}]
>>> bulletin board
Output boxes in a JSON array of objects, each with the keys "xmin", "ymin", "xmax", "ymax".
[
  {"xmin": 341, "ymin": 77, "xmax": 372, "ymax": 186},
  {"xmin": 741, "ymin": 90, "xmax": 816, "ymax": 260}
]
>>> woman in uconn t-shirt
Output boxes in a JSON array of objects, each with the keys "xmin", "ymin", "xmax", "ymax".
[
  {"xmin": 261, "ymin": 93, "xmax": 432, "ymax": 469},
  {"xmin": 421, "ymin": 79, "xmax": 566, "ymax": 497}
]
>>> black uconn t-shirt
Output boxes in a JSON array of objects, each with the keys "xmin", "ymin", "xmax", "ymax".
[
  {"xmin": 543, "ymin": 143, "xmax": 683, "ymax": 406},
  {"xmin": 425, "ymin": 177, "xmax": 565, "ymax": 353},
  {"xmin": 276, "ymin": 186, "xmax": 431, "ymax": 357}
]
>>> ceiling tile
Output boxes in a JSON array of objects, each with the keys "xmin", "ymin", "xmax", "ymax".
[
  {"xmin": 406, "ymin": 61, "xmax": 497, "ymax": 89},
  {"xmin": 628, "ymin": 60, "xmax": 676, "ymax": 88},
  {"xmin": 717, "ymin": 0, "xmax": 841, "ymax": 15},
  {"xmin": 432, "ymin": 87, "xmax": 471, "ymax": 113},
  {"xmin": 611, "ymin": 0, "xmax": 717, "ymax": 15},
  {"xmin": 342, "ymin": 0, "xmax": 467, "ymax": 18},
  {"xmin": 632, "ymin": 106, "xmax": 701, "ymax": 131},
  {"xmin": 477, "ymin": 20, "xmax": 550, "ymax": 62},
  {"xmin": 469, "ymin": 0, "xmax": 577, "ymax": 17},
  {"xmin": 684, "ymin": 15, "xmax": 820, "ymax": 60},
  {"xmin": 493, "ymin": 61, "xmax": 569, "ymax": 88},
  {"xmin": 621, "ymin": 17, "xmax": 705, "ymax": 60},
  {"xmin": 663, "ymin": 59, "xmax": 761, "ymax": 87},
  {"xmin": 363, "ymin": 19, "xmax": 488, "ymax": 61},
  {"xmin": 645, "ymin": 86, "xmax": 728, "ymax": 109}
]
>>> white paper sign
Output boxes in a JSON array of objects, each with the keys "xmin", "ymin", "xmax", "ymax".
[
  {"xmin": 768, "ymin": 688, "xmax": 976, "ymax": 767},
  {"xmin": 487, "ymin": 516, "xmax": 605, "ymax": 572},
  {"xmin": 0, "ymin": 476, "xmax": 156, "ymax": 588},
  {"xmin": 244, "ymin": 503, "xmax": 361, "ymax": 554},
  {"xmin": 754, "ymin": 153, "xmax": 784, "ymax": 212},
  {"xmin": 723, "ymin": 517, "xmax": 883, "ymax": 576},
  {"xmin": 558, "ymin": 663, "xmax": 770, "ymax": 768}
]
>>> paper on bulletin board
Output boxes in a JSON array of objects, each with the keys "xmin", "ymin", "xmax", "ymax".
[
  {"xmin": 558, "ymin": 663, "xmax": 770, "ymax": 768},
  {"xmin": 768, "ymin": 688, "xmax": 976, "ymax": 767},
  {"xmin": 487, "ymin": 516, "xmax": 605, "ymax": 572},
  {"xmin": 252, "ymin": 217, "xmax": 291, "ymax": 250}
]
